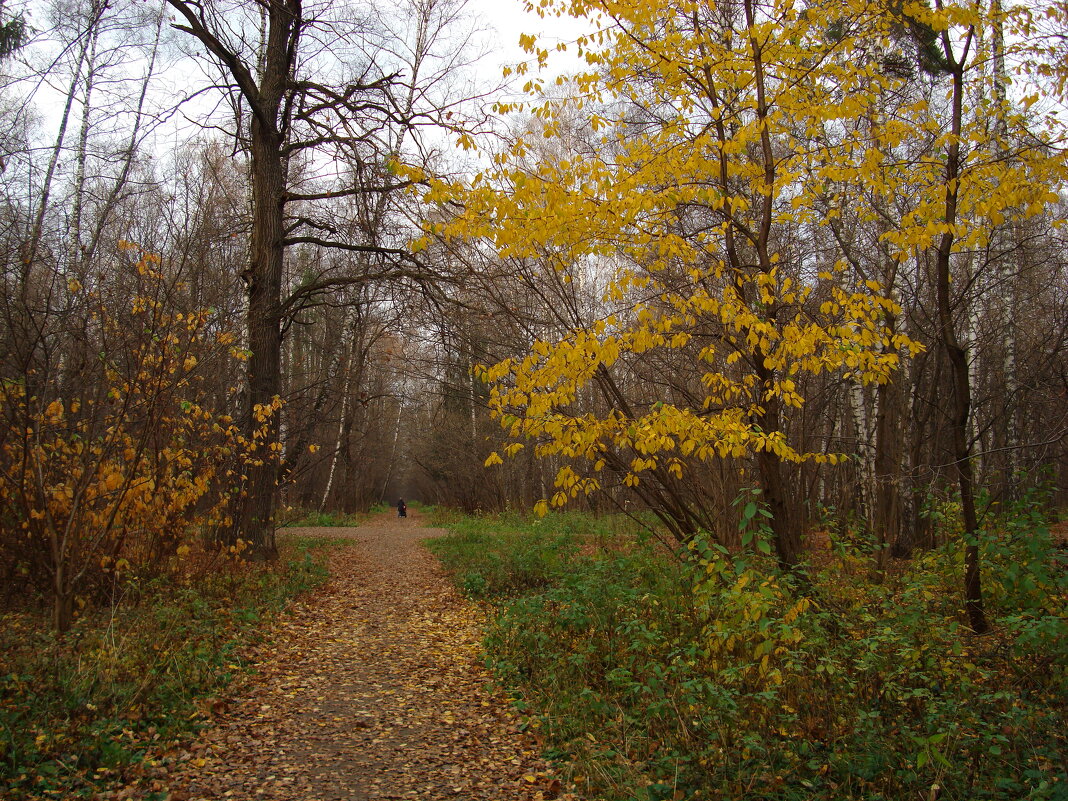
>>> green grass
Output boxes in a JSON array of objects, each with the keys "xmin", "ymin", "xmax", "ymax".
[
  {"xmin": 0, "ymin": 536, "xmax": 337, "ymax": 800},
  {"xmin": 281, "ymin": 507, "xmax": 364, "ymax": 527},
  {"xmin": 428, "ymin": 508, "xmax": 1068, "ymax": 801},
  {"xmin": 282, "ymin": 500, "xmax": 426, "ymax": 526},
  {"xmin": 424, "ymin": 509, "xmax": 639, "ymax": 598}
]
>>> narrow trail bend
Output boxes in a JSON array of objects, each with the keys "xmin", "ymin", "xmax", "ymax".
[{"xmin": 163, "ymin": 511, "xmax": 566, "ymax": 801}]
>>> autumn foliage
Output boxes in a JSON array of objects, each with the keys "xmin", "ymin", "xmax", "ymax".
[
  {"xmin": 0, "ymin": 245, "xmax": 273, "ymax": 632},
  {"xmin": 414, "ymin": 0, "xmax": 1068, "ymax": 613},
  {"xmin": 431, "ymin": 507, "xmax": 1067, "ymax": 800}
]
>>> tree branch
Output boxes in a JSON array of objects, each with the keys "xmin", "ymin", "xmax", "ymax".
[{"xmin": 165, "ymin": 0, "xmax": 265, "ymax": 126}]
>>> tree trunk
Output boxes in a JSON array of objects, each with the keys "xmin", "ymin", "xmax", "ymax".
[
  {"xmin": 23, "ymin": 13, "xmax": 93, "ymax": 281},
  {"xmin": 82, "ymin": 9, "xmax": 165, "ymax": 268},
  {"xmin": 50, "ymin": 533, "xmax": 74, "ymax": 634},
  {"xmin": 320, "ymin": 328, "xmax": 358, "ymax": 512},
  {"xmin": 849, "ymin": 378, "xmax": 874, "ymax": 530},
  {"xmin": 69, "ymin": 17, "xmax": 100, "ymax": 276},
  {"xmin": 873, "ymin": 312, "xmax": 904, "ymax": 576},
  {"xmin": 755, "ymin": 390, "xmax": 801, "ymax": 569},
  {"xmin": 226, "ymin": 0, "xmax": 300, "ymax": 560},
  {"xmin": 744, "ymin": 0, "xmax": 800, "ymax": 570},
  {"xmin": 53, "ymin": 585, "xmax": 74, "ymax": 635},
  {"xmin": 991, "ymin": 0, "xmax": 1020, "ymax": 493},
  {"xmin": 940, "ymin": 292, "xmax": 987, "ymax": 633},
  {"xmin": 234, "ymin": 113, "xmax": 286, "ymax": 560},
  {"xmin": 935, "ymin": 51, "xmax": 988, "ymax": 634}
]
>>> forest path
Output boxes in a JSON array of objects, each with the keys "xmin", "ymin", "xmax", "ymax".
[{"xmin": 162, "ymin": 511, "xmax": 566, "ymax": 801}]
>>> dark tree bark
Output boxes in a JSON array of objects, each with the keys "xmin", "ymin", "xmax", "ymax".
[
  {"xmin": 165, "ymin": 0, "xmax": 301, "ymax": 559},
  {"xmin": 744, "ymin": 0, "xmax": 800, "ymax": 570},
  {"xmin": 753, "ymin": 363, "xmax": 801, "ymax": 569},
  {"xmin": 163, "ymin": 0, "xmax": 450, "ymax": 558},
  {"xmin": 933, "ymin": 30, "xmax": 988, "ymax": 634},
  {"xmin": 873, "ymin": 312, "xmax": 903, "ymax": 576}
]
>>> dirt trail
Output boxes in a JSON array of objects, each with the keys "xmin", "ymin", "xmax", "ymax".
[{"xmin": 162, "ymin": 511, "xmax": 566, "ymax": 801}]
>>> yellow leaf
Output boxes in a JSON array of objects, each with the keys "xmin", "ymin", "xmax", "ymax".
[{"xmin": 44, "ymin": 399, "xmax": 64, "ymax": 422}]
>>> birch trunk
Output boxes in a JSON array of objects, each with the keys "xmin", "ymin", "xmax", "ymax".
[
  {"xmin": 82, "ymin": 9, "xmax": 165, "ymax": 268},
  {"xmin": 68, "ymin": 19, "xmax": 99, "ymax": 276},
  {"xmin": 849, "ymin": 379, "xmax": 874, "ymax": 530},
  {"xmin": 22, "ymin": 11, "xmax": 95, "ymax": 282}
]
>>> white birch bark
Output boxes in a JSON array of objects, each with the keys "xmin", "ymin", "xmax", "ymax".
[
  {"xmin": 849, "ymin": 379, "xmax": 874, "ymax": 528},
  {"xmin": 68, "ymin": 18, "xmax": 99, "ymax": 276}
]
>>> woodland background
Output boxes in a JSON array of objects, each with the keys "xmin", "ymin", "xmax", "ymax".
[
  {"xmin": 0, "ymin": 0, "xmax": 1066, "ymax": 796},
  {"xmin": 4, "ymin": 0, "xmax": 1066, "ymax": 615}
]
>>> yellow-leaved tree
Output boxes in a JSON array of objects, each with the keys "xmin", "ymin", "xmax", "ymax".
[
  {"xmin": 416, "ymin": 0, "xmax": 922, "ymax": 569},
  {"xmin": 773, "ymin": 0, "xmax": 1068, "ymax": 627},
  {"xmin": 0, "ymin": 246, "xmax": 271, "ymax": 632},
  {"xmin": 415, "ymin": 0, "xmax": 1066, "ymax": 591},
  {"xmin": 844, "ymin": 0, "xmax": 1068, "ymax": 631}
]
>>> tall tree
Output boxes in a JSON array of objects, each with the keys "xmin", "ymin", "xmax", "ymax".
[
  {"xmin": 0, "ymin": 0, "xmax": 27, "ymax": 58},
  {"xmin": 164, "ymin": 0, "xmax": 474, "ymax": 558},
  {"xmin": 872, "ymin": 0, "xmax": 1068, "ymax": 631},
  {"xmin": 425, "ymin": 0, "xmax": 916, "ymax": 567}
]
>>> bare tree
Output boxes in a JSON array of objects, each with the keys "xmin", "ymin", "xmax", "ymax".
[{"xmin": 163, "ymin": 0, "xmax": 480, "ymax": 557}]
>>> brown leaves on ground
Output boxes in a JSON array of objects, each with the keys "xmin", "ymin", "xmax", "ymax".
[{"xmin": 142, "ymin": 511, "xmax": 578, "ymax": 801}]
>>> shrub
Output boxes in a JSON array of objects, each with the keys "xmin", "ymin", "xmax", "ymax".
[
  {"xmin": 431, "ymin": 508, "xmax": 1068, "ymax": 800},
  {"xmin": 0, "ymin": 248, "xmax": 262, "ymax": 633}
]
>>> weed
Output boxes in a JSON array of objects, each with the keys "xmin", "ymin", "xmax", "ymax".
[
  {"xmin": 425, "ymin": 511, "xmax": 584, "ymax": 598},
  {"xmin": 281, "ymin": 508, "xmax": 363, "ymax": 527}
]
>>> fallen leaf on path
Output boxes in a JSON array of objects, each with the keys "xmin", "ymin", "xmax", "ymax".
[{"xmin": 109, "ymin": 512, "xmax": 579, "ymax": 801}]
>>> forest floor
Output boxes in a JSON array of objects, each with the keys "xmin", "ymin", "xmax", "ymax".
[{"xmin": 147, "ymin": 511, "xmax": 572, "ymax": 801}]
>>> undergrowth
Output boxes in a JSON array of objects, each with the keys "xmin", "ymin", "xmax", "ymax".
[
  {"xmin": 281, "ymin": 507, "xmax": 365, "ymax": 527},
  {"xmin": 0, "ymin": 535, "xmax": 335, "ymax": 799},
  {"xmin": 282, "ymin": 500, "xmax": 420, "ymax": 527},
  {"xmin": 429, "ymin": 506, "xmax": 1068, "ymax": 800},
  {"xmin": 424, "ymin": 509, "xmax": 639, "ymax": 598}
]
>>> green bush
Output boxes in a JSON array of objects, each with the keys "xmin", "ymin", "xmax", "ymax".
[
  {"xmin": 431, "ymin": 508, "xmax": 1068, "ymax": 801},
  {"xmin": 425, "ymin": 511, "xmax": 584, "ymax": 598}
]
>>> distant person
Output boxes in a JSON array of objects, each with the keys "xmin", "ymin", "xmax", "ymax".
[{"xmin": 397, "ymin": 498, "xmax": 407, "ymax": 518}]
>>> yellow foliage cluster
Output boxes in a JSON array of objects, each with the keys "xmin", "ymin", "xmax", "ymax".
[
  {"xmin": 422, "ymin": 0, "xmax": 1067, "ymax": 521},
  {"xmin": 0, "ymin": 247, "xmax": 276, "ymax": 629},
  {"xmin": 694, "ymin": 547, "xmax": 813, "ymax": 690}
]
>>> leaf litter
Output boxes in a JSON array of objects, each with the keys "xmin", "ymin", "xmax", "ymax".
[{"xmin": 140, "ymin": 511, "xmax": 577, "ymax": 801}]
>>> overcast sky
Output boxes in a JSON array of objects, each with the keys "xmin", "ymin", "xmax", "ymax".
[{"xmin": 467, "ymin": 0, "xmax": 593, "ymax": 91}]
